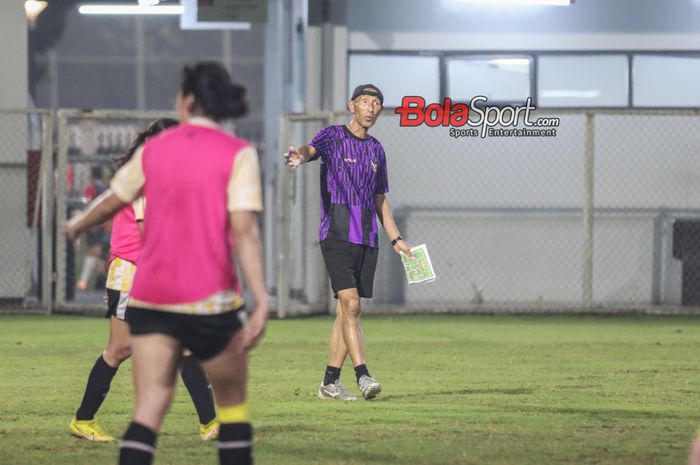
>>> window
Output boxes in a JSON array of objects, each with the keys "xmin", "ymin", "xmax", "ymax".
[
  {"xmin": 538, "ymin": 55, "xmax": 628, "ymax": 107},
  {"xmin": 633, "ymin": 55, "xmax": 700, "ymax": 107},
  {"xmin": 446, "ymin": 55, "xmax": 532, "ymax": 103},
  {"xmin": 348, "ymin": 54, "xmax": 440, "ymax": 108}
]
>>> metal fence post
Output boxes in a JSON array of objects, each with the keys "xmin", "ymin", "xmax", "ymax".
[
  {"xmin": 276, "ymin": 115, "xmax": 291, "ymax": 318},
  {"xmin": 55, "ymin": 111, "xmax": 68, "ymax": 310},
  {"xmin": 40, "ymin": 112, "xmax": 53, "ymax": 314},
  {"xmin": 583, "ymin": 112, "xmax": 595, "ymax": 309}
]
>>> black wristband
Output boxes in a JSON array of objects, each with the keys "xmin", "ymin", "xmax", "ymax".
[{"xmin": 391, "ymin": 236, "xmax": 403, "ymax": 246}]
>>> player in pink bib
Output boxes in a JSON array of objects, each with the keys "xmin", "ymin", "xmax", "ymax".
[
  {"xmin": 69, "ymin": 119, "xmax": 221, "ymax": 443},
  {"xmin": 65, "ymin": 62, "xmax": 267, "ymax": 465}
]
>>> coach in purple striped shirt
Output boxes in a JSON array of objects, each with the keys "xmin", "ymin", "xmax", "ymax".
[{"xmin": 284, "ymin": 84, "xmax": 412, "ymax": 401}]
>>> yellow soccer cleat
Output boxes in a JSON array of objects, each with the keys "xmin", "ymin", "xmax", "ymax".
[
  {"xmin": 199, "ymin": 419, "xmax": 220, "ymax": 441},
  {"xmin": 69, "ymin": 417, "xmax": 114, "ymax": 442}
]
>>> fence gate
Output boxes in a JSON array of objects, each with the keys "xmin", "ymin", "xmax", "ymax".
[
  {"xmin": 272, "ymin": 113, "xmax": 336, "ymax": 318},
  {"xmin": 54, "ymin": 110, "xmax": 174, "ymax": 313}
]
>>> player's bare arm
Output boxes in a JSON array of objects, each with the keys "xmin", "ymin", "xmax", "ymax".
[
  {"xmin": 283, "ymin": 145, "xmax": 316, "ymax": 169},
  {"xmin": 374, "ymin": 193, "xmax": 412, "ymax": 258},
  {"xmin": 65, "ymin": 190, "xmax": 129, "ymax": 242},
  {"xmin": 231, "ymin": 210, "xmax": 269, "ymax": 351}
]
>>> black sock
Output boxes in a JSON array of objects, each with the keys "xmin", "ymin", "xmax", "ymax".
[
  {"xmin": 323, "ymin": 366, "xmax": 341, "ymax": 386},
  {"xmin": 354, "ymin": 364, "xmax": 370, "ymax": 383},
  {"xmin": 75, "ymin": 355, "xmax": 118, "ymax": 421},
  {"xmin": 219, "ymin": 423, "xmax": 253, "ymax": 465},
  {"xmin": 119, "ymin": 422, "xmax": 157, "ymax": 465},
  {"xmin": 180, "ymin": 355, "xmax": 217, "ymax": 425}
]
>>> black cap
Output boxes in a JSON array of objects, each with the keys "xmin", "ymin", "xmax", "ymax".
[{"xmin": 350, "ymin": 84, "xmax": 384, "ymax": 105}]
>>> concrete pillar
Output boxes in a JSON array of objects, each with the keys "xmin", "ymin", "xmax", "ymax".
[
  {"xmin": 0, "ymin": 0, "xmax": 28, "ymax": 107},
  {"xmin": 263, "ymin": 0, "xmax": 283, "ymax": 289},
  {"xmin": 264, "ymin": 0, "xmax": 305, "ymax": 296},
  {"xmin": 308, "ymin": 0, "xmax": 347, "ymax": 112},
  {"xmin": 0, "ymin": 0, "xmax": 29, "ymax": 299}
]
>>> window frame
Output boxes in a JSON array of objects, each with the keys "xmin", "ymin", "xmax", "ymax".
[{"xmin": 347, "ymin": 50, "xmax": 700, "ymax": 110}]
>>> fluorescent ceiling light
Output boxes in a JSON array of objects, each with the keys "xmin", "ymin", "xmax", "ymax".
[
  {"xmin": 78, "ymin": 4, "xmax": 185, "ymax": 15},
  {"xmin": 490, "ymin": 58, "xmax": 531, "ymax": 66},
  {"xmin": 25, "ymin": 0, "xmax": 48, "ymax": 16},
  {"xmin": 454, "ymin": 0, "xmax": 571, "ymax": 5},
  {"xmin": 541, "ymin": 90, "xmax": 601, "ymax": 99},
  {"xmin": 450, "ymin": 58, "xmax": 530, "ymax": 73},
  {"xmin": 452, "ymin": 58, "xmax": 530, "ymax": 67},
  {"xmin": 25, "ymin": 0, "xmax": 48, "ymax": 27}
]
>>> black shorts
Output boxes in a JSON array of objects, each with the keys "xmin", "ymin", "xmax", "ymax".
[
  {"xmin": 126, "ymin": 307, "xmax": 246, "ymax": 361},
  {"xmin": 320, "ymin": 239, "xmax": 378, "ymax": 298},
  {"xmin": 104, "ymin": 288, "xmax": 129, "ymax": 320}
]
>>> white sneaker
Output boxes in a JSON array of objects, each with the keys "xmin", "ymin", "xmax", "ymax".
[
  {"xmin": 318, "ymin": 381, "xmax": 357, "ymax": 401},
  {"xmin": 358, "ymin": 375, "xmax": 382, "ymax": 400}
]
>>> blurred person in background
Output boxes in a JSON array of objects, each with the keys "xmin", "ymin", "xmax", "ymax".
[{"xmin": 76, "ymin": 166, "xmax": 109, "ymax": 290}]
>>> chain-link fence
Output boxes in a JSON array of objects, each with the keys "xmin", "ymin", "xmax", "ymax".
[
  {"xmin": 276, "ymin": 109, "xmax": 700, "ymax": 316},
  {"xmin": 0, "ymin": 108, "xmax": 52, "ymax": 311},
  {"xmin": 54, "ymin": 110, "xmax": 174, "ymax": 313},
  {"xmin": 593, "ymin": 111, "xmax": 700, "ymax": 308},
  {"xmin": 5, "ymin": 107, "xmax": 700, "ymax": 316}
]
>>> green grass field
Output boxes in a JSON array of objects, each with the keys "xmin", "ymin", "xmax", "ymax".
[{"xmin": 2, "ymin": 314, "xmax": 700, "ymax": 465}]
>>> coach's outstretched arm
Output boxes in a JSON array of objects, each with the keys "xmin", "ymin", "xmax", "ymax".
[
  {"xmin": 283, "ymin": 145, "xmax": 316, "ymax": 169},
  {"xmin": 374, "ymin": 194, "xmax": 413, "ymax": 258},
  {"xmin": 64, "ymin": 190, "xmax": 129, "ymax": 242}
]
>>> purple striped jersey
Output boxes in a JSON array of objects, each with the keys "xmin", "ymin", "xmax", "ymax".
[{"xmin": 309, "ymin": 125, "xmax": 389, "ymax": 248}]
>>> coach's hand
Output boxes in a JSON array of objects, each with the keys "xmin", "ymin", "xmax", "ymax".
[
  {"xmin": 283, "ymin": 146, "xmax": 304, "ymax": 169},
  {"xmin": 394, "ymin": 239, "xmax": 413, "ymax": 259},
  {"xmin": 242, "ymin": 305, "xmax": 268, "ymax": 351}
]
